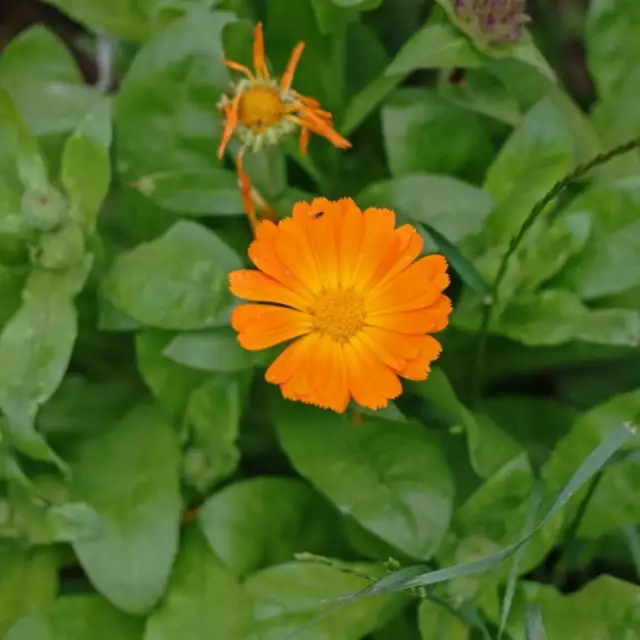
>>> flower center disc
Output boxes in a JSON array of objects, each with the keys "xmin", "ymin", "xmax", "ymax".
[
  {"xmin": 313, "ymin": 290, "xmax": 365, "ymax": 342},
  {"xmin": 238, "ymin": 86, "xmax": 285, "ymax": 132}
]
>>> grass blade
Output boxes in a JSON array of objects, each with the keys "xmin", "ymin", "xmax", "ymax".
[{"xmin": 524, "ymin": 604, "xmax": 548, "ymax": 640}]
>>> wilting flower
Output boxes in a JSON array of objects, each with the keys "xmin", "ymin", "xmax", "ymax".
[
  {"xmin": 217, "ymin": 23, "xmax": 351, "ymax": 228},
  {"xmin": 229, "ymin": 198, "xmax": 452, "ymax": 413},
  {"xmin": 453, "ymin": 0, "xmax": 531, "ymax": 45}
]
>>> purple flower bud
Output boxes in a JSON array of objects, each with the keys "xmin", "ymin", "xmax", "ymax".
[{"xmin": 454, "ymin": 0, "xmax": 530, "ymax": 45}]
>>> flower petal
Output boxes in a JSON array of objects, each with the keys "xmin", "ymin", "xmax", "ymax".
[
  {"xmin": 231, "ymin": 304, "xmax": 312, "ymax": 350},
  {"xmin": 399, "ymin": 335, "xmax": 442, "ymax": 380},
  {"xmin": 367, "ymin": 295, "xmax": 453, "ymax": 334},
  {"xmin": 229, "ymin": 270, "xmax": 309, "ymax": 310},
  {"xmin": 367, "ymin": 255, "xmax": 450, "ymax": 314},
  {"xmin": 266, "ymin": 333, "xmax": 320, "ymax": 385}
]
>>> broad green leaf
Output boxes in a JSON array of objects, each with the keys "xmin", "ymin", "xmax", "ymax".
[
  {"xmin": 586, "ymin": 0, "xmax": 640, "ymax": 98},
  {"xmin": 357, "ymin": 174, "xmax": 494, "ymax": 244},
  {"xmin": 386, "ymin": 23, "xmax": 486, "ymax": 76},
  {"xmin": 408, "ymin": 369, "xmax": 522, "ymax": 479},
  {"xmin": 438, "ymin": 69, "xmax": 521, "ymax": 126},
  {"xmin": 381, "ymin": 88, "xmax": 493, "ymax": 181},
  {"xmin": 0, "ymin": 542, "xmax": 57, "ymax": 636},
  {"xmin": 508, "ymin": 577, "xmax": 640, "ymax": 640},
  {"xmin": 274, "ymin": 402, "xmax": 454, "ymax": 560},
  {"xmin": 198, "ymin": 477, "xmax": 344, "ymax": 578},
  {"xmin": 372, "ymin": 609, "xmax": 421, "ymax": 640},
  {"xmin": 0, "ymin": 264, "xmax": 26, "ymax": 329},
  {"xmin": 116, "ymin": 10, "xmax": 237, "ymax": 214},
  {"xmin": 136, "ymin": 330, "xmax": 206, "ymax": 420},
  {"xmin": 556, "ymin": 180, "xmax": 640, "ymax": 300},
  {"xmin": 163, "ymin": 329, "xmax": 259, "ymax": 372},
  {"xmin": 524, "ymin": 605, "xmax": 547, "ymax": 640},
  {"xmin": 71, "ymin": 403, "xmax": 182, "ymax": 614},
  {"xmin": 144, "ymin": 526, "xmax": 251, "ymax": 640},
  {"xmin": 0, "ymin": 26, "xmax": 102, "ymax": 135},
  {"xmin": 103, "ymin": 220, "xmax": 241, "ymax": 330},
  {"xmin": 44, "ymin": 0, "xmax": 217, "ymax": 41},
  {"xmin": 0, "ymin": 89, "xmax": 48, "ymax": 191},
  {"xmin": 0, "ymin": 271, "xmax": 77, "ymax": 464},
  {"xmin": 246, "ymin": 561, "xmax": 402, "ymax": 640},
  {"xmin": 494, "ymin": 290, "xmax": 640, "ymax": 348},
  {"xmin": 129, "ymin": 169, "xmax": 242, "ymax": 216},
  {"xmin": 483, "ymin": 97, "xmax": 575, "ymax": 243},
  {"xmin": 61, "ymin": 99, "xmax": 112, "ymax": 232},
  {"xmin": 418, "ymin": 600, "xmax": 467, "ymax": 639},
  {"xmin": 6, "ymin": 594, "xmax": 145, "ymax": 640},
  {"xmin": 182, "ymin": 374, "xmax": 242, "ymax": 493}
]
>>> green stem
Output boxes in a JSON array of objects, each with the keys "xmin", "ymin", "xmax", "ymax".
[{"xmin": 471, "ymin": 136, "xmax": 640, "ymax": 408}]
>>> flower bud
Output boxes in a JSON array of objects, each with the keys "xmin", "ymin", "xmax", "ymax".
[
  {"xmin": 453, "ymin": 0, "xmax": 531, "ymax": 45},
  {"xmin": 21, "ymin": 186, "xmax": 69, "ymax": 232}
]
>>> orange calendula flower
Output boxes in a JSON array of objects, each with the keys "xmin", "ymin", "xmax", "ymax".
[
  {"xmin": 217, "ymin": 23, "xmax": 351, "ymax": 228},
  {"xmin": 229, "ymin": 198, "xmax": 452, "ymax": 413}
]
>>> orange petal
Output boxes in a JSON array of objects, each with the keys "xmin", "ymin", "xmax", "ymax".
[
  {"xmin": 298, "ymin": 125, "xmax": 310, "ymax": 155},
  {"xmin": 351, "ymin": 208, "xmax": 396, "ymax": 292},
  {"xmin": 399, "ymin": 335, "xmax": 442, "ymax": 380},
  {"xmin": 231, "ymin": 304, "xmax": 312, "ymax": 350},
  {"xmin": 368, "ymin": 295, "xmax": 453, "ymax": 334},
  {"xmin": 281, "ymin": 41, "xmax": 305, "ymax": 92},
  {"xmin": 236, "ymin": 151, "xmax": 258, "ymax": 231},
  {"xmin": 275, "ymin": 218, "xmax": 323, "ymax": 296},
  {"xmin": 338, "ymin": 201, "xmax": 364, "ymax": 288},
  {"xmin": 367, "ymin": 255, "xmax": 450, "ymax": 314},
  {"xmin": 266, "ymin": 333, "xmax": 320, "ymax": 385},
  {"xmin": 367, "ymin": 225, "xmax": 423, "ymax": 292},
  {"xmin": 344, "ymin": 336, "xmax": 401, "ymax": 410},
  {"xmin": 253, "ymin": 22, "xmax": 270, "ymax": 79},
  {"xmin": 229, "ymin": 270, "xmax": 310, "ymax": 309},
  {"xmin": 217, "ymin": 92, "xmax": 240, "ymax": 159},
  {"xmin": 359, "ymin": 326, "xmax": 421, "ymax": 371},
  {"xmin": 224, "ymin": 59, "xmax": 254, "ymax": 79}
]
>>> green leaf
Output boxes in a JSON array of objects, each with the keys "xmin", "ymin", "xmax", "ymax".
[
  {"xmin": 129, "ymin": 169, "xmax": 242, "ymax": 216},
  {"xmin": 0, "ymin": 26, "xmax": 102, "ymax": 136},
  {"xmin": 246, "ymin": 561, "xmax": 402, "ymax": 640},
  {"xmin": 357, "ymin": 174, "xmax": 494, "ymax": 244},
  {"xmin": 6, "ymin": 594, "xmax": 145, "ymax": 640},
  {"xmin": 325, "ymin": 423, "xmax": 634, "ymax": 599},
  {"xmin": 136, "ymin": 330, "xmax": 206, "ymax": 420},
  {"xmin": 61, "ymin": 98, "xmax": 112, "ymax": 232},
  {"xmin": 143, "ymin": 525, "xmax": 251, "ymax": 640},
  {"xmin": 71, "ymin": 403, "xmax": 182, "ymax": 614},
  {"xmin": 438, "ymin": 69, "xmax": 521, "ymax": 126},
  {"xmin": 274, "ymin": 402, "xmax": 454, "ymax": 560},
  {"xmin": 483, "ymin": 97, "xmax": 575, "ymax": 243},
  {"xmin": 0, "ymin": 89, "xmax": 48, "ymax": 191},
  {"xmin": 0, "ymin": 271, "xmax": 77, "ymax": 464},
  {"xmin": 408, "ymin": 369, "xmax": 522, "ymax": 479},
  {"xmin": 511, "ymin": 577, "xmax": 640, "ymax": 639},
  {"xmin": 494, "ymin": 290, "xmax": 640, "ymax": 347},
  {"xmin": 544, "ymin": 389, "xmax": 640, "ymax": 539},
  {"xmin": 103, "ymin": 220, "xmax": 241, "ymax": 330},
  {"xmin": 116, "ymin": 10, "xmax": 238, "ymax": 214},
  {"xmin": 381, "ymin": 88, "xmax": 493, "ymax": 182},
  {"xmin": 586, "ymin": 0, "xmax": 640, "ymax": 98},
  {"xmin": 0, "ymin": 542, "xmax": 57, "ymax": 636},
  {"xmin": 555, "ymin": 180, "xmax": 640, "ymax": 300},
  {"xmin": 418, "ymin": 600, "xmax": 467, "ymax": 640},
  {"xmin": 163, "ymin": 329, "xmax": 259, "ymax": 372},
  {"xmin": 182, "ymin": 374, "xmax": 242, "ymax": 493},
  {"xmin": 386, "ymin": 23, "xmax": 486, "ymax": 76},
  {"xmin": 198, "ymin": 477, "xmax": 344, "ymax": 578}
]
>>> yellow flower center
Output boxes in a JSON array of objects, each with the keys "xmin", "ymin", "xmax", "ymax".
[
  {"xmin": 312, "ymin": 290, "xmax": 365, "ymax": 342},
  {"xmin": 238, "ymin": 85, "xmax": 285, "ymax": 132}
]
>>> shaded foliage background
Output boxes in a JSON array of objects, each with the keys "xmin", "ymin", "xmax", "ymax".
[{"xmin": 1, "ymin": 1, "xmax": 640, "ymax": 639}]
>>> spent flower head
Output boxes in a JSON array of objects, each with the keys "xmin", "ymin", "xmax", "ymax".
[
  {"xmin": 453, "ymin": 0, "xmax": 531, "ymax": 45},
  {"xmin": 217, "ymin": 23, "xmax": 351, "ymax": 229}
]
